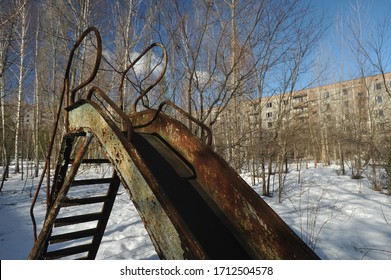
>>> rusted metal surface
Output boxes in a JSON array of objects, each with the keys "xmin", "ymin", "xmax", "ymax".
[
  {"xmin": 86, "ymin": 86, "xmax": 133, "ymax": 140},
  {"xmin": 131, "ymin": 109, "xmax": 320, "ymax": 259},
  {"xmin": 87, "ymin": 171, "xmax": 121, "ymax": 259},
  {"xmin": 28, "ymin": 133, "xmax": 93, "ymax": 259},
  {"xmin": 131, "ymin": 132, "xmax": 251, "ymax": 259},
  {"xmin": 50, "ymin": 134, "xmax": 75, "ymax": 207},
  {"xmin": 68, "ymin": 27, "xmax": 102, "ymax": 106},
  {"xmin": 29, "ymin": 132, "xmax": 122, "ymax": 260},
  {"xmin": 67, "ymin": 100, "xmax": 208, "ymax": 259},
  {"xmin": 156, "ymin": 100, "xmax": 213, "ymax": 146},
  {"xmin": 30, "ymin": 26, "xmax": 319, "ymax": 260},
  {"xmin": 30, "ymin": 27, "xmax": 102, "ymax": 241},
  {"xmin": 66, "ymin": 99, "xmax": 319, "ymax": 259}
]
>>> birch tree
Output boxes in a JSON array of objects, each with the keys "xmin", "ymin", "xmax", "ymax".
[
  {"xmin": 0, "ymin": 1, "xmax": 16, "ymax": 189},
  {"xmin": 349, "ymin": 1, "xmax": 391, "ymax": 192},
  {"xmin": 33, "ymin": 12, "xmax": 41, "ymax": 177},
  {"xmin": 14, "ymin": 0, "xmax": 28, "ymax": 174}
]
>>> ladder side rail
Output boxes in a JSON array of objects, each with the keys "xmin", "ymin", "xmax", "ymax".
[
  {"xmin": 30, "ymin": 27, "xmax": 102, "ymax": 242},
  {"xmin": 49, "ymin": 135, "xmax": 75, "ymax": 207},
  {"xmin": 28, "ymin": 133, "xmax": 93, "ymax": 260},
  {"xmin": 87, "ymin": 171, "xmax": 121, "ymax": 259}
]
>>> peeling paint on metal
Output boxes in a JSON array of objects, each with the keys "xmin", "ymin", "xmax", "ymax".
[
  {"xmin": 131, "ymin": 109, "xmax": 319, "ymax": 260},
  {"xmin": 68, "ymin": 101, "xmax": 207, "ymax": 259}
]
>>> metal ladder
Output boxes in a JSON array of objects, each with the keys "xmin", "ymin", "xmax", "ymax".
[
  {"xmin": 29, "ymin": 132, "xmax": 120, "ymax": 260},
  {"xmin": 29, "ymin": 26, "xmax": 167, "ymax": 260}
]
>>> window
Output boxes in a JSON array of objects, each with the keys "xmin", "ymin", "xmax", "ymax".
[
  {"xmin": 343, "ymin": 89, "xmax": 348, "ymax": 95},
  {"xmin": 293, "ymin": 94, "xmax": 306, "ymax": 103},
  {"xmin": 375, "ymin": 83, "xmax": 382, "ymax": 90},
  {"xmin": 266, "ymin": 102, "xmax": 272, "ymax": 108},
  {"xmin": 378, "ymin": 109, "xmax": 384, "ymax": 118},
  {"xmin": 266, "ymin": 112, "xmax": 273, "ymax": 118},
  {"xmin": 324, "ymin": 92, "xmax": 330, "ymax": 99},
  {"xmin": 376, "ymin": 96, "xmax": 383, "ymax": 104},
  {"xmin": 267, "ymin": 122, "xmax": 273, "ymax": 128},
  {"xmin": 358, "ymin": 92, "xmax": 364, "ymax": 97}
]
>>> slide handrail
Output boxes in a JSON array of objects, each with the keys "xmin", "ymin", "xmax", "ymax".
[
  {"xmin": 118, "ymin": 43, "xmax": 168, "ymax": 113},
  {"xmin": 30, "ymin": 27, "xmax": 102, "ymax": 241},
  {"xmin": 157, "ymin": 100, "xmax": 213, "ymax": 146},
  {"xmin": 86, "ymin": 86, "xmax": 133, "ymax": 142}
]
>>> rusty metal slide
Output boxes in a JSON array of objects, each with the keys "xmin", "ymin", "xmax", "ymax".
[
  {"xmin": 63, "ymin": 99, "xmax": 319, "ymax": 259},
  {"xmin": 28, "ymin": 27, "xmax": 319, "ymax": 260}
]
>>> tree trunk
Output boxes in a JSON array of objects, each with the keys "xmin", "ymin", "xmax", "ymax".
[
  {"xmin": 261, "ymin": 155, "xmax": 267, "ymax": 195},
  {"xmin": 278, "ymin": 152, "xmax": 283, "ymax": 203},
  {"xmin": 34, "ymin": 15, "xmax": 40, "ymax": 177},
  {"xmin": 338, "ymin": 141, "xmax": 345, "ymax": 175},
  {"xmin": 266, "ymin": 154, "xmax": 273, "ymax": 196},
  {"xmin": 14, "ymin": 0, "xmax": 28, "ymax": 174},
  {"xmin": 1, "ymin": 52, "xmax": 8, "ymax": 181}
]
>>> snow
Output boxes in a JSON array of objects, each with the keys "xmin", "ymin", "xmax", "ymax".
[
  {"xmin": 0, "ymin": 162, "xmax": 390, "ymax": 260},
  {"xmin": 243, "ymin": 162, "xmax": 391, "ymax": 260}
]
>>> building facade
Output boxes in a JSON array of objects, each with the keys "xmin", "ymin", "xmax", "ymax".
[{"xmin": 212, "ymin": 72, "xmax": 391, "ymax": 170}]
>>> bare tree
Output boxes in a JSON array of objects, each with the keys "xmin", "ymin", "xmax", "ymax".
[
  {"xmin": 349, "ymin": 1, "xmax": 391, "ymax": 192},
  {"xmin": 33, "ymin": 11, "xmax": 41, "ymax": 177},
  {"xmin": 14, "ymin": 0, "xmax": 29, "ymax": 174},
  {"xmin": 0, "ymin": 1, "xmax": 17, "ymax": 189},
  {"xmin": 247, "ymin": 0, "xmax": 325, "ymax": 197}
]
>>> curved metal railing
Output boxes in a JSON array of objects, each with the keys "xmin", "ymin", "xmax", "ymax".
[
  {"xmin": 118, "ymin": 42, "xmax": 212, "ymax": 146},
  {"xmin": 86, "ymin": 86, "xmax": 133, "ymax": 141},
  {"xmin": 30, "ymin": 26, "xmax": 102, "ymax": 241},
  {"xmin": 118, "ymin": 43, "xmax": 168, "ymax": 113},
  {"xmin": 29, "ymin": 26, "xmax": 213, "ymax": 242},
  {"xmin": 156, "ymin": 100, "xmax": 213, "ymax": 146}
]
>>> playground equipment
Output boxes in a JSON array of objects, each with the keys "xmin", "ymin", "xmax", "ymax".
[{"xmin": 28, "ymin": 27, "xmax": 319, "ymax": 260}]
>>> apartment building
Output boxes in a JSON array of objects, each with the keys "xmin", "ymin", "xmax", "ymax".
[
  {"xmin": 210, "ymin": 72, "xmax": 391, "ymax": 167},
  {"xmin": 22, "ymin": 102, "xmax": 52, "ymax": 129},
  {"xmin": 240, "ymin": 72, "xmax": 391, "ymax": 134}
]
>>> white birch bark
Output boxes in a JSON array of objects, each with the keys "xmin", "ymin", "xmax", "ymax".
[
  {"xmin": 34, "ymin": 14, "xmax": 40, "ymax": 177},
  {"xmin": 14, "ymin": 0, "xmax": 28, "ymax": 174}
]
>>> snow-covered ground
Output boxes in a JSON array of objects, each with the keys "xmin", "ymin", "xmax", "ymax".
[
  {"xmin": 243, "ymin": 163, "xmax": 391, "ymax": 260},
  {"xmin": 0, "ymin": 162, "xmax": 390, "ymax": 260}
]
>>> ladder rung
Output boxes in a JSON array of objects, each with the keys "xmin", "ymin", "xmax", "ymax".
[
  {"xmin": 49, "ymin": 228, "xmax": 97, "ymax": 244},
  {"xmin": 54, "ymin": 212, "xmax": 102, "ymax": 227},
  {"xmin": 62, "ymin": 196, "xmax": 107, "ymax": 207},
  {"xmin": 46, "ymin": 243, "xmax": 92, "ymax": 260},
  {"xmin": 71, "ymin": 177, "xmax": 114, "ymax": 186}
]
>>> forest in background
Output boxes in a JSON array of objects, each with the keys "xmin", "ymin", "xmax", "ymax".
[{"xmin": 1, "ymin": 0, "xmax": 391, "ymax": 201}]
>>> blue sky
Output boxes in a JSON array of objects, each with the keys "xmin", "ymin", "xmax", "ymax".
[{"xmin": 303, "ymin": 0, "xmax": 391, "ymax": 87}]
